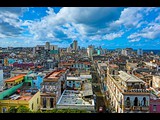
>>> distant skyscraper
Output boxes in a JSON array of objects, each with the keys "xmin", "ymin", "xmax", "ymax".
[
  {"xmin": 45, "ymin": 42, "xmax": 50, "ymax": 50},
  {"xmin": 87, "ymin": 46, "xmax": 93, "ymax": 58},
  {"xmin": 73, "ymin": 40, "xmax": 78, "ymax": 51},
  {"xmin": 137, "ymin": 49, "xmax": 143, "ymax": 56}
]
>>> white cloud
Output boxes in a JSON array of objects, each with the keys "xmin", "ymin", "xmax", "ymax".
[
  {"xmin": 155, "ymin": 15, "xmax": 160, "ymax": 22},
  {"xmin": 24, "ymin": 7, "xmax": 124, "ymax": 43},
  {"xmin": 128, "ymin": 23, "xmax": 160, "ymax": 40},
  {"xmin": 129, "ymin": 38, "xmax": 140, "ymax": 42},
  {"xmin": 112, "ymin": 7, "xmax": 157, "ymax": 28},
  {"xmin": 103, "ymin": 31, "xmax": 124, "ymax": 40}
]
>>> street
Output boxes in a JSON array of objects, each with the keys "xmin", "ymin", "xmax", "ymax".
[{"xmin": 91, "ymin": 66, "xmax": 108, "ymax": 113}]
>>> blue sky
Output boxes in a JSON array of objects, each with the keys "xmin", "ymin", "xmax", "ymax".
[{"xmin": 0, "ymin": 7, "xmax": 160, "ymax": 49}]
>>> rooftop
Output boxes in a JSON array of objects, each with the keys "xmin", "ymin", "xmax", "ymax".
[
  {"xmin": 118, "ymin": 71, "xmax": 144, "ymax": 83},
  {"xmin": 3, "ymin": 86, "xmax": 39, "ymax": 101},
  {"xmin": 5, "ymin": 74, "xmax": 25, "ymax": 82},
  {"xmin": 57, "ymin": 90, "xmax": 94, "ymax": 106}
]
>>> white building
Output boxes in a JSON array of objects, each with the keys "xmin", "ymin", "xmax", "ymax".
[
  {"xmin": 87, "ymin": 46, "xmax": 93, "ymax": 58},
  {"xmin": 121, "ymin": 49, "xmax": 128, "ymax": 56},
  {"xmin": 56, "ymin": 88, "xmax": 95, "ymax": 112}
]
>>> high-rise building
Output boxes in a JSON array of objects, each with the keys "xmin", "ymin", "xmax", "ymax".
[
  {"xmin": 87, "ymin": 46, "xmax": 93, "ymax": 58},
  {"xmin": 73, "ymin": 40, "xmax": 78, "ymax": 51},
  {"xmin": 137, "ymin": 49, "xmax": 143, "ymax": 56},
  {"xmin": 45, "ymin": 42, "xmax": 50, "ymax": 50}
]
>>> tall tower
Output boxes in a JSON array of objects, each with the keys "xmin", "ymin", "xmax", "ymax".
[
  {"xmin": 73, "ymin": 40, "xmax": 78, "ymax": 51},
  {"xmin": 87, "ymin": 46, "xmax": 93, "ymax": 58},
  {"xmin": 45, "ymin": 42, "xmax": 50, "ymax": 50}
]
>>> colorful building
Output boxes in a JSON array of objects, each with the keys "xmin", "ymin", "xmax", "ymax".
[
  {"xmin": 150, "ymin": 93, "xmax": 160, "ymax": 113},
  {"xmin": 0, "ymin": 74, "xmax": 40, "ymax": 113}
]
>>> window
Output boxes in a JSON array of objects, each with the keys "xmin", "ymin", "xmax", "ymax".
[
  {"xmin": 2, "ymin": 107, "xmax": 7, "ymax": 113},
  {"xmin": 153, "ymin": 105, "xmax": 157, "ymax": 111},
  {"xmin": 50, "ymin": 98, "xmax": 54, "ymax": 108},
  {"xmin": 43, "ymin": 98, "xmax": 46, "ymax": 108},
  {"xmin": 142, "ymin": 97, "xmax": 146, "ymax": 106},
  {"xmin": 134, "ymin": 97, "xmax": 138, "ymax": 106},
  {"xmin": 126, "ymin": 97, "xmax": 131, "ymax": 107},
  {"xmin": 32, "ymin": 103, "xmax": 34, "ymax": 110}
]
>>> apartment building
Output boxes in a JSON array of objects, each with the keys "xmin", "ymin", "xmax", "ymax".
[
  {"xmin": 0, "ymin": 74, "xmax": 40, "ymax": 113},
  {"xmin": 40, "ymin": 70, "xmax": 67, "ymax": 110},
  {"xmin": 106, "ymin": 66, "xmax": 150, "ymax": 113}
]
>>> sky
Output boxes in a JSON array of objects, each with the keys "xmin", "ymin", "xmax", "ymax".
[{"xmin": 0, "ymin": 7, "xmax": 160, "ymax": 49}]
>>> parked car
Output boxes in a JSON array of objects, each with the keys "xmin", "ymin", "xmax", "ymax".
[{"xmin": 98, "ymin": 106, "xmax": 104, "ymax": 113}]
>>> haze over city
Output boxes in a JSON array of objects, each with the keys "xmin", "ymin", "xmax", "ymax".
[{"xmin": 0, "ymin": 7, "xmax": 160, "ymax": 49}]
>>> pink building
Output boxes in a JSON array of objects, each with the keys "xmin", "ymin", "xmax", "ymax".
[{"xmin": 150, "ymin": 94, "xmax": 160, "ymax": 113}]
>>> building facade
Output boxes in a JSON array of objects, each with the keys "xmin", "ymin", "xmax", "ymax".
[{"xmin": 106, "ymin": 68, "xmax": 150, "ymax": 113}]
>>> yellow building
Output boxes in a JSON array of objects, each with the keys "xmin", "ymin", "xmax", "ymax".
[
  {"xmin": 0, "ymin": 91, "xmax": 40, "ymax": 113},
  {"xmin": 0, "ymin": 74, "xmax": 40, "ymax": 113}
]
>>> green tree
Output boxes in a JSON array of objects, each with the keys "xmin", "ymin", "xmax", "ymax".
[
  {"xmin": 7, "ymin": 106, "xmax": 17, "ymax": 113},
  {"xmin": 16, "ymin": 105, "xmax": 31, "ymax": 113}
]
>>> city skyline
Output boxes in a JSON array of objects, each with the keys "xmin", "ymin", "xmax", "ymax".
[{"xmin": 0, "ymin": 7, "xmax": 160, "ymax": 49}]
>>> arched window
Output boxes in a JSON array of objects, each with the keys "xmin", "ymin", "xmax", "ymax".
[
  {"xmin": 143, "ymin": 97, "xmax": 146, "ymax": 106},
  {"xmin": 126, "ymin": 97, "xmax": 131, "ymax": 107},
  {"xmin": 134, "ymin": 97, "xmax": 138, "ymax": 106}
]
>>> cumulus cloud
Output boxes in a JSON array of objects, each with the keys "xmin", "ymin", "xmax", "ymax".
[
  {"xmin": 24, "ymin": 7, "xmax": 124, "ymax": 43},
  {"xmin": 0, "ymin": 7, "xmax": 28, "ymax": 38},
  {"xmin": 112, "ymin": 7, "xmax": 157, "ymax": 28},
  {"xmin": 0, "ymin": 7, "xmax": 160, "ymax": 48},
  {"xmin": 128, "ymin": 23, "xmax": 160, "ymax": 40}
]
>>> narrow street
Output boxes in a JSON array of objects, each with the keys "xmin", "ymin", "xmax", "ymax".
[{"xmin": 91, "ymin": 65, "xmax": 108, "ymax": 113}]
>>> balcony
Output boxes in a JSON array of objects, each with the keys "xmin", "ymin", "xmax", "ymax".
[
  {"xmin": 141, "ymin": 106, "xmax": 149, "ymax": 111},
  {"xmin": 132, "ymin": 106, "xmax": 141, "ymax": 111}
]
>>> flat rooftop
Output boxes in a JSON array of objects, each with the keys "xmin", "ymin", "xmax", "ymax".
[
  {"xmin": 57, "ymin": 90, "xmax": 94, "ymax": 106},
  {"xmin": 2, "ymin": 85, "xmax": 39, "ymax": 101}
]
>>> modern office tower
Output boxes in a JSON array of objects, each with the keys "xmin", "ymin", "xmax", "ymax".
[
  {"xmin": 45, "ymin": 42, "xmax": 50, "ymax": 50},
  {"xmin": 87, "ymin": 46, "xmax": 93, "ymax": 58},
  {"xmin": 137, "ymin": 49, "xmax": 143, "ymax": 56},
  {"xmin": 73, "ymin": 40, "xmax": 78, "ymax": 51}
]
